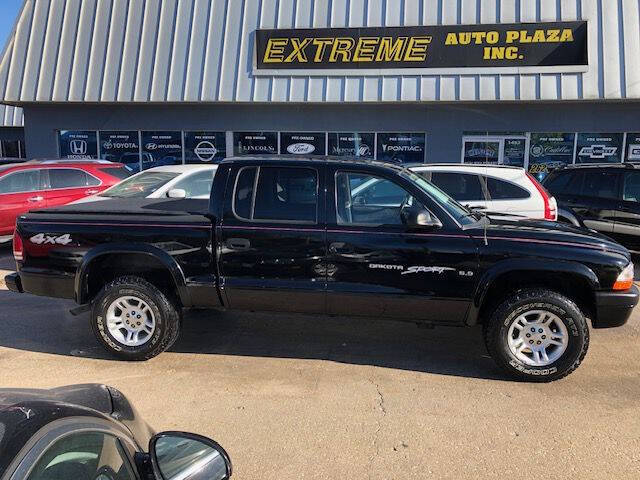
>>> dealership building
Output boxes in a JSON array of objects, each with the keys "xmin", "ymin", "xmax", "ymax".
[{"xmin": 0, "ymin": 0, "xmax": 639, "ymax": 174}]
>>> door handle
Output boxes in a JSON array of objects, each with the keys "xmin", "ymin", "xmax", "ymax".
[
  {"xmin": 85, "ymin": 189, "xmax": 100, "ymax": 195},
  {"xmin": 226, "ymin": 238, "xmax": 251, "ymax": 251},
  {"xmin": 27, "ymin": 196, "xmax": 43, "ymax": 202}
]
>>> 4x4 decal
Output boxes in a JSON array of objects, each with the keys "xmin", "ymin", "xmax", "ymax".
[{"xmin": 30, "ymin": 233, "xmax": 73, "ymax": 245}]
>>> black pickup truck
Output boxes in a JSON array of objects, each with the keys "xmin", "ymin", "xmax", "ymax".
[{"xmin": 7, "ymin": 156, "xmax": 639, "ymax": 382}]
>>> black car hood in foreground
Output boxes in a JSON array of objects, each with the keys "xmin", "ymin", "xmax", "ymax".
[
  {"xmin": 0, "ymin": 384, "xmax": 154, "ymax": 476},
  {"xmin": 474, "ymin": 217, "xmax": 630, "ymax": 260}
]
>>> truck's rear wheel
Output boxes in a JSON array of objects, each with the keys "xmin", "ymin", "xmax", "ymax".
[
  {"xmin": 91, "ymin": 276, "xmax": 181, "ymax": 360},
  {"xmin": 484, "ymin": 289, "xmax": 589, "ymax": 382}
]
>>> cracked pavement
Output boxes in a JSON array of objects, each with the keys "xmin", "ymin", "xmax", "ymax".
[{"xmin": 1, "ymin": 248, "xmax": 640, "ymax": 479}]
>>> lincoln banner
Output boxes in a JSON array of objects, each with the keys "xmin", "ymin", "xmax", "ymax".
[{"xmin": 255, "ymin": 21, "xmax": 587, "ymax": 73}]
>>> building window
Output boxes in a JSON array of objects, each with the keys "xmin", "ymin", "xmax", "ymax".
[
  {"xmin": 58, "ymin": 130, "xmax": 98, "ymax": 159},
  {"xmin": 99, "ymin": 131, "xmax": 141, "ymax": 172},
  {"xmin": 233, "ymin": 132, "xmax": 278, "ymax": 155},
  {"xmin": 141, "ymin": 131, "xmax": 183, "ymax": 170},
  {"xmin": 376, "ymin": 133, "xmax": 426, "ymax": 164},
  {"xmin": 528, "ymin": 133, "xmax": 576, "ymax": 178},
  {"xmin": 280, "ymin": 132, "xmax": 326, "ymax": 156},
  {"xmin": 328, "ymin": 132, "xmax": 374, "ymax": 158},
  {"xmin": 1, "ymin": 140, "xmax": 22, "ymax": 158},
  {"xmin": 184, "ymin": 131, "xmax": 226, "ymax": 163},
  {"xmin": 575, "ymin": 133, "xmax": 624, "ymax": 164}
]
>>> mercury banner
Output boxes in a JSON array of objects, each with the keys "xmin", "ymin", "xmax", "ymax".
[{"xmin": 256, "ymin": 21, "xmax": 587, "ymax": 72}]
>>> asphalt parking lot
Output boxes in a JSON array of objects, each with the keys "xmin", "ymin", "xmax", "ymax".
[{"xmin": 1, "ymin": 246, "xmax": 640, "ymax": 479}]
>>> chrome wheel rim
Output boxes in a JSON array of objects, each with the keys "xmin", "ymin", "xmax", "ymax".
[
  {"xmin": 507, "ymin": 310, "xmax": 569, "ymax": 367},
  {"xmin": 106, "ymin": 296, "xmax": 156, "ymax": 347}
]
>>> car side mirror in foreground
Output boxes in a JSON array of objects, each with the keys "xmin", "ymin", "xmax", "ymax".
[
  {"xmin": 408, "ymin": 209, "xmax": 442, "ymax": 229},
  {"xmin": 150, "ymin": 432, "xmax": 232, "ymax": 480},
  {"xmin": 167, "ymin": 188, "xmax": 187, "ymax": 199}
]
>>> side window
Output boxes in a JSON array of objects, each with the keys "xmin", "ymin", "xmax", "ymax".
[
  {"xmin": 173, "ymin": 170, "xmax": 215, "ymax": 198},
  {"xmin": 430, "ymin": 172, "xmax": 484, "ymax": 201},
  {"xmin": 48, "ymin": 169, "xmax": 99, "ymax": 189},
  {"xmin": 579, "ymin": 171, "xmax": 619, "ymax": 199},
  {"xmin": 623, "ymin": 171, "xmax": 640, "ymax": 202},
  {"xmin": 26, "ymin": 432, "xmax": 137, "ymax": 480},
  {"xmin": 485, "ymin": 177, "xmax": 531, "ymax": 200},
  {"xmin": 543, "ymin": 171, "xmax": 571, "ymax": 194},
  {"xmin": 233, "ymin": 167, "xmax": 318, "ymax": 223},
  {"xmin": 336, "ymin": 172, "xmax": 425, "ymax": 226},
  {"xmin": 0, "ymin": 170, "xmax": 41, "ymax": 194}
]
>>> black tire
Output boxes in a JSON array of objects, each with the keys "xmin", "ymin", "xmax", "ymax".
[
  {"xmin": 484, "ymin": 289, "xmax": 589, "ymax": 382},
  {"xmin": 91, "ymin": 276, "xmax": 181, "ymax": 361}
]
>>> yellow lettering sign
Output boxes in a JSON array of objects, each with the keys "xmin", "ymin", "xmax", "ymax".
[{"xmin": 263, "ymin": 38, "xmax": 288, "ymax": 63}]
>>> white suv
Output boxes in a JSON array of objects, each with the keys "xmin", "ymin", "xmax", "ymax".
[{"xmin": 410, "ymin": 164, "xmax": 558, "ymax": 221}]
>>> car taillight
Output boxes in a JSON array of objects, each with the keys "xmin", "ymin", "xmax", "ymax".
[
  {"xmin": 13, "ymin": 233, "xmax": 24, "ymax": 261},
  {"xmin": 613, "ymin": 263, "xmax": 635, "ymax": 291},
  {"xmin": 526, "ymin": 172, "xmax": 557, "ymax": 221}
]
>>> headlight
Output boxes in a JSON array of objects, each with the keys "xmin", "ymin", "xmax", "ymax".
[{"xmin": 613, "ymin": 262, "xmax": 634, "ymax": 291}]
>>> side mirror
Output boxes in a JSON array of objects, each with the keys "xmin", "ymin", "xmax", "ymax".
[
  {"xmin": 167, "ymin": 188, "xmax": 187, "ymax": 199},
  {"xmin": 407, "ymin": 209, "xmax": 442, "ymax": 229},
  {"xmin": 150, "ymin": 432, "xmax": 232, "ymax": 480}
]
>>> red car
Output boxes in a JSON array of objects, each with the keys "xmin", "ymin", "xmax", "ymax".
[{"xmin": 0, "ymin": 160, "xmax": 131, "ymax": 239}]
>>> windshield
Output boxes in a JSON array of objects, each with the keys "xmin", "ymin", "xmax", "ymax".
[
  {"xmin": 402, "ymin": 168, "xmax": 481, "ymax": 226},
  {"xmin": 101, "ymin": 171, "xmax": 179, "ymax": 198}
]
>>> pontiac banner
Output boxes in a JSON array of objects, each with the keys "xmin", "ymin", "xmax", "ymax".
[{"xmin": 256, "ymin": 21, "xmax": 587, "ymax": 72}]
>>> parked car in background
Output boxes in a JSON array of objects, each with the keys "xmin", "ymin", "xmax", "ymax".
[
  {"xmin": 0, "ymin": 383, "xmax": 232, "ymax": 479},
  {"xmin": 0, "ymin": 160, "xmax": 130, "ymax": 242},
  {"xmin": 73, "ymin": 164, "xmax": 218, "ymax": 204},
  {"xmin": 544, "ymin": 163, "xmax": 640, "ymax": 253},
  {"xmin": 408, "ymin": 164, "xmax": 557, "ymax": 221}
]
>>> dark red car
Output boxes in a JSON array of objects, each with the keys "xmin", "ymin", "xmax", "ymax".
[{"xmin": 0, "ymin": 160, "xmax": 131, "ymax": 239}]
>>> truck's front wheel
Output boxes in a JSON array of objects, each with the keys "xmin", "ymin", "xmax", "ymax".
[
  {"xmin": 91, "ymin": 276, "xmax": 181, "ymax": 360},
  {"xmin": 484, "ymin": 289, "xmax": 589, "ymax": 382}
]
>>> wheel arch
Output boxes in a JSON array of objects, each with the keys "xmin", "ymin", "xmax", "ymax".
[
  {"xmin": 75, "ymin": 244, "xmax": 191, "ymax": 307},
  {"xmin": 556, "ymin": 207, "xmax": 583, "ymax": 227},
  {"xmin": 468, "ymin": 259, "xmax": 599, "ymax": 326}
]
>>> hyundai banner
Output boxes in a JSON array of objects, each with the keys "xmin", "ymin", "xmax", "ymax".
[
  {"xmin": 328, "ymin": 133, "xmax": 374, "ymax": 158},
  {"xmin": 59, "ymin": 130, "xmax": 98, "ymax": 159},
  {"xmin": 141, "ymin": 131, "xmax": 183, "ymax": 169},
  {"xmin": 376, "ymin": 133, "xmax": 426, "ymax": 164},
  {"xmin": 234, "ymin": 132, "xmax": 278, "ymax": 155},
  {"xmin": 280, "ymin": 132, "xmax": 326, "ymax": 156}
]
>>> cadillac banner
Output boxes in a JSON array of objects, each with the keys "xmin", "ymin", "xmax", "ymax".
[{"xmin": 256, "ymin": 21, "xmax": 587, "ymax": 71}]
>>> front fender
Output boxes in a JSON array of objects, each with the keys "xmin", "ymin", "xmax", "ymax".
[
  {"xmin": 466, "ymin": 258, "xmax": 599, "ymax": 325},
  {"xmin": 75, "ymin": 243, "xmax": 191, "ymax": 307}
]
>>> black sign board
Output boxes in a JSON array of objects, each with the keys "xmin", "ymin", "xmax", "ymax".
[
  {"xmin": 234, "ymin": 132, "xmax": 278, "ymax": 155},
  {"xmin": 59, "ymin": 130, "xmax": 98, "ymax": 159},
  {"xmin": 626, "ymin": 134, "xmax": 640, "ymax": 162},
  {"xmin": 576, "ymin": 133, "xmax": 624, "ymax": 164},
  {"xmin": 528, "ymin": 132, "xmax": 576, "ymax": 175},
  {"xmin": 280, "ymin": 132, "xmax": 326, "ymax": 156},
  {"xmin": 256, "ymin": 21, "xmax": 587, "ymax": 70},
  {"xmin": 99, "ymin": 131, "xmax": 140, "ymax": 171},
  {"xmin": 184, "ymin": 132, "xmax": 226, "ymax": 164},
  {"xmin": 141, "ymin": 131, "xmax": 183, "ymax": 170},
  {"xmin": 376, "ymin": 133, "xmax": 425, "ymax": 164},
  {"xmin": 328, "ymin": 133, "xmax": 374, "ymax": 158}
]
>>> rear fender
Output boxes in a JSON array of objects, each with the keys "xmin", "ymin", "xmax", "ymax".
[{"xmin": 75, "ymin": 243, "xmax": 190, "ymax": 306}]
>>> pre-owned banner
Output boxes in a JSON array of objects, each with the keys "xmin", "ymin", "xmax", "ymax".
[
  {"xmin": 576, "ymin": 133, "xmax": 624, "ymax": 164},
  {"xmin": 627, "ymin": 134, "xmax": 640, "ymax": 162},
  {"xmin": 376, "ymin": 133, "xmax": 426, "ymax": 164},
  {"xmin": 280, "ymin": 132, "xmax": 326, "ymax": 155},
  {"xmin": 59, "ymin": 131, "xmax": 98, "ymax": 159},
  {"xmin": 184, "ymin": 132, "xmax": 226, "ymax": 163},
  {"xmin": 256, "ymin": 21, "xmax": 587, "ymax": 72},
  {"xmin": 234, "ymin": 132, "xmax": 278, "ymax": 155},
  {"xmin": 328, "ymin": 133, "xmax": 374, "ymax": 158}
]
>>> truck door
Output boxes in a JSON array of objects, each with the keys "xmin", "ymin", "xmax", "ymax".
[
  {"xmin": 218, "ymin": 163, "xmax": 326, "ymax": 313},
  {"xmin": 326, "ymin": 167, "xmax": 477, "ymax": 324}
]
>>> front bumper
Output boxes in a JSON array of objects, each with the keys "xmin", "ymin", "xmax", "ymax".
[
  {"xmin": 5, "ymin": 272, "xmax": 23, "ymax": 293},
  {"xmin": 593, "ymin": 285, "xmax": 639, "ymax": 328}
]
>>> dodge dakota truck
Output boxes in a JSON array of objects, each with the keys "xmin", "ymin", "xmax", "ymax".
[{"xmin": 7, "ymin": 156, "xmax": 639, "ymax": 382}]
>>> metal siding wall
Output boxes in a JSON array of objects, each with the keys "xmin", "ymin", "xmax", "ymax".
[{"xmin": 0, "ymin": 0, "xmax": 638, "ymax": 103}]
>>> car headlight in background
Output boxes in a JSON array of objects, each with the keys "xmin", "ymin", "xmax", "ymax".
[{"xmin": 613, "ymin": 262, "xmax": 634, "ymax": 291}]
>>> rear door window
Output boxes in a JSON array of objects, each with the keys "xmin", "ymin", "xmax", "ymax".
[
  {"xmin": 578, "ymin": 171, "xmax": 620, "ymax": 199},
  {"xmin": 543, "ymin": 171, "xmax": 572, "ymax": 194},
  {"xmin": 623, "ymin": 171, "xmax": 640, "ymax": 202},
  {"xmin": 430, "ymin": 172, "xmax": 485, "ymax": 201},
  {"xmin": 233, "ymin": 166, "xmax": 318, "ymax": 223},
  {"xmin": 485, "ymin": 177, "xmax": 530, "ymax": 200},
  {"xmin": 48, "ymin": 168, "xmax": 100, "ymax": 189},
  {"xmin": 0, "ymin": 169, "xmax": 42, "ymax": 194}
]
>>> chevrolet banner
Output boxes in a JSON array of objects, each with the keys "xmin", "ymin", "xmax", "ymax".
[{"xmin": 255, "ymin": 21, "xmax": 587, "ymax": 72}]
